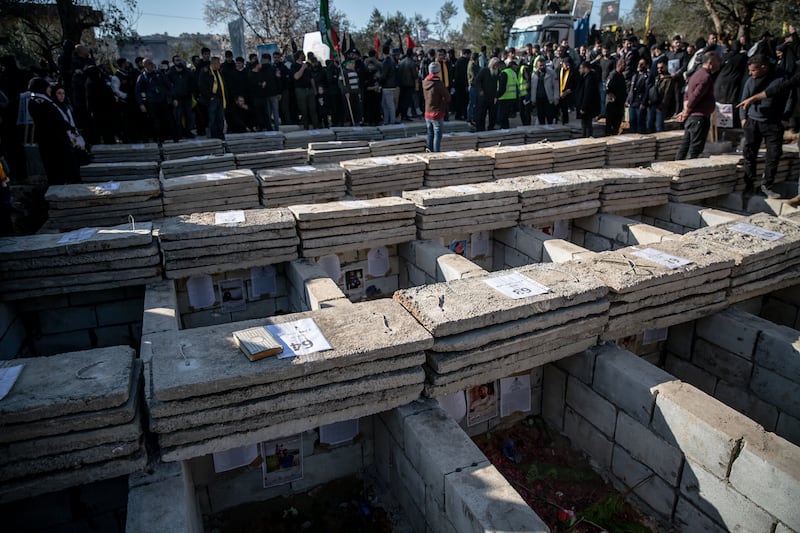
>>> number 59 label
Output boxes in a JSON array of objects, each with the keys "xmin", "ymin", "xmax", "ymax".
[{"xmin": 484, "ymin": 272, "xmax": 550, "ymax": 299}]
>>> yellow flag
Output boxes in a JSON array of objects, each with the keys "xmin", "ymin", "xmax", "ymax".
[
  {"xmin": 783, "ymin": 22, "xmax": 788, "ymax": 36},
  {"xmin": 645, "ymin": 1, "xmax": 652, "ymax": 34}
]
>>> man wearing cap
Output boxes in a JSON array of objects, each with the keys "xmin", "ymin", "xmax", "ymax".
[{"xmin": 423, "ymin": 61, "xmax": 450, "ymax": 152}]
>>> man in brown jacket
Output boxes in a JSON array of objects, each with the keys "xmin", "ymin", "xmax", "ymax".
[{"xmin": 423, "ymin": 62, "xmax": 450, "ymax": 152}]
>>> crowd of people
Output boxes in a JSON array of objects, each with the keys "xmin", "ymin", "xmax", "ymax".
[{"xmin": 2, "ymin": 26, "xmax": 800, "ymax": 198}]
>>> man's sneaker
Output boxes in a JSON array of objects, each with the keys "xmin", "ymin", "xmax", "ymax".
[{"xmin": 760, "ymin": 185, "xmax": 781, "ymax": 199}]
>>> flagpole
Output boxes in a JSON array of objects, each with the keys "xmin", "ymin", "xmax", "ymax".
[{"xmin": 339, "ymin": 59, "xmax": 356, "ymax": 125}]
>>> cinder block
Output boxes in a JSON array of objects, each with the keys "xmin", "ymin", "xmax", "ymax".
[
  {"xmin": 651, "ymin": 381, "xmax": 751, "ymax": 478},
  {"xmin": 402, "ymin": 407, "xmax": 488, "ymax": 503},
  {"xmin": 666, "ymin": 320, "xmax": 695, "ymax": 359},
  {"xmin": 391, "ymin": 476, "xmax": 426, "ymax": 533},
  {"xmin": 17, "ymin": 294, "xmax": 69, "ymax": 313},
  {"xmin": 0, "ymin": 316, "xmax": 27, "ymax": 359},
  {"xmin": 615, "ymin": 411, "xmax": 683, "ymax": 485},
  {"xmin": 502, "ymin": 247, "xmax": 531, "ymax": 268},
  {"xmin": 663, "ymin": 353, "xmax": 717, "ymax": 395},
  {"xmin": 410, "ymin": 240, "xmax": 451, "ymax": 277},
  {"xmin": 68, "ymin": 288, "xmax": 127, "ymax": 306},
  {"xmin": 565, "ymin": 376, "xmax": 617, "ymax": 438},
  {"xmin": 593, "ymin": 344, "xmax": 676, "ymax": 425},
  {"xmin": 142, "ymin": 281, "xmax": 179, "ymax": 335},
  {"xmin": 692, "ymin": 338, "xmax": 753, "ymax": 388},
  {"xmin": 378, "ymin": 399, "xmax": 439, "ymax": 450},
  {"xmin": 543, "ymin": 239, "xmax": 591, "ymax": 263},
  {"xmin": 491, "ymin": 241, "xmax": 507, "ymax": 271},
  {"xmin": 95, "ymin": 325, "xmax": 133, "ymax": 348},
  {"xmin": 713, "ymin": 380, "xmax": 779, "ymax": 431},
  {"xmin": 306, "ymin": 277, "xmax": 347, "ymax": 310},
  {"xmin": 542, "ymin": 364, "xmax": 567, "ymax": 431},
  {"xmin": 760, "ymin": 299, "xmax": 798, "ymax": 328},
  {"xmin": 651, "ymin": 218, "xmax": 686, "ymax": 235},
  {"xmin": 555, "ymin": 349, "xmax": 596, "ymax": 384},
  {"xmin": 669, "ymin": 202, "xmax": 703, "ymax": 229},
  {"xmin": 642, "ymin": 204, "xmax": 672, "ymax": 223},
  {"xmin": 38, "ymin": 306, "xmax": 97, "ymax": 334},
  {"xmin": 515, "ymin": 226, "xmax": 553, "ymax": 260},
  {"xmin": 374, "ymin": 416, "xmax": 395, "ymax": 484},
  {"xmin": 424, "ymin": 490, "xmax": 459, "ymax": 533},
  {"xmin": 444, "ymin": 464, "xmax": 549, "ymax": 533},
  {"xmin": 391, "ymin": 437, "xmax": 426, "ymax": 511},
  {"xmin": 574, "ymin": 214, "xmax": 601, "ymax": 234},
  {"xmin": 627, "ymin": 223, "xmax": 677, "ymax": 244},
  {"xmin": 95, "ymin": 299, "xmax": 144, "ymax": 326},
  {"xmin": 695, "ymin": 308, "xmax": 761, "ymax": 359},
  {"xmin": 31, "ymin": 330, "xmax": 92, "ymax": 356},
  {"xmin": 563, "ymin": 407, "xmax": 613, "ymax": 471},
  {"xmin": 126, "ymin": 466, "xmax": 189, "ymax": 533},
  {"xmin": 673, "ymin": 496, "xmax": 728, "ymax": 533},
  {"xmin": 436, "ymin": 254, "xmax": 486, "ymax": 282},
  {"xmin": 680, "ymin": 459, "xmax": 776, "ymax": 533},
  {"xmin": 699, "ymin": 207, "xmax": 744, "ymax": 227},
  {"xmin": 583, "ymin": 232, "xmax": 613, "ymax": 252},
  {"xmin": 180, "ymin": 309, "xmax": 231, "ymax": 329},
  {"xmin": 611, "ymin": 445, "xmax": 676, "ymax": 517},
  {"xmin": 776, "ymin": 412, "xmax": 800, "ymax": 446},
  {"xmin": 230, "ymin": 298, "xmax": 277, "ymax": 321},
  {"xmin": 750, "ymin": 365, "xmax": 800, "ymax": 421},
  {"xmin": 291, "ymin": 441, "xmax": 364, "ymax": 492},
  {"xmin": 754, "ymin": 325, "xmax": 800, "ymax": 384}
]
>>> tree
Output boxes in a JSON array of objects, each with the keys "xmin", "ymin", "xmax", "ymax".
[
  {"xmin": 463, "ymin": 0, "xmax": 529, "ymax": 49},
  {"xmin": 204, "ymin": 0, "xmax": 349, "ymax": 52},
  {"xmin": 0, "ymin": 0, "xmax": 138, "ymax": 67},
  {"xmin": 435, "ymin": 1, "xmax": 458, "ymax": 41}
]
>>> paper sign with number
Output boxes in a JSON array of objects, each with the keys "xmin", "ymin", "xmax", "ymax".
[
  {"xmin": 267, "ymin": 318, "xmax": 332, "ymax": 358},
  {"xmin": 729, "ymin": 223, "xmax": 784, "ymax": 241},
  {"xmin": 484, "ymin": 272, "xmax": 550, "ymax": 299},
  {"xmin": 715, "ymin": 103, "xmax": 733, "ymax": 128},
  {"xmin": 631, "ymin": 248, "xmax": 693, "ymax": 269}
]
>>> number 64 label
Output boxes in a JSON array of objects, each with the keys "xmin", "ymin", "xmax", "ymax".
[
  {"xmin": 267, "ymin": 318, "xmax": 332, "ymax": 358},
  {"xmin": 484, "ymin": 272, "xmax": 550, "ymax": 299}
]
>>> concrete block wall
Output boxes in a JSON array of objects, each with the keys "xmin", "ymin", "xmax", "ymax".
[
  {"xmin": 636, "ymin": 203, "xmax": 743, "ymax": 235},
  {"xmin": 542, "ymin": 343, "xmax": 800, "ymax": 532},
  {"xmin": 190, "ymin": 422, "xmax": 371, "ymax": 515},
  {"xmin": 287, "ymin": 258, "xmax": 349, "ymax": 312},
  {"xmin": 571, "ymin": 213, "xmax": 676, "ymax": 253},
  {"xmin": 9, "ymin": 287, "xmax": 145, "ymax": 357},
  {"xmin": 334, "ymin": 245, "xmax": 400, "ymax": 301},
  {"xmin": 375, "ymin": 399, "xmax": 548, "ymax": 533},
  {"xmin": 400, "ymin": 240, "xmax": 487, "ymax": 287},
  {"xmin": 761, "ymin": 285, "xmax": 800, "ymax": 330},
  {"xmin": 664, "ymin": 307, "xmax": 800, "ymax": 446},
  {"xmin": 176, "ymin": 266, "xmax": 289, "ymax": 328},
  {"xmin": 492, "ymin": 225, "xmax": 593, "ymax": 270}
]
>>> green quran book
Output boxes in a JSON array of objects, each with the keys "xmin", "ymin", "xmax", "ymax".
[{"xmin": 232, "ymin": 326, "xmax": 284, "ymax": 361}]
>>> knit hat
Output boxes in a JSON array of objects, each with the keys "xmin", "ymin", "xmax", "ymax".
[{"xmin": 428, "ymin": 62, "xmax": 441, "ymax": 75}]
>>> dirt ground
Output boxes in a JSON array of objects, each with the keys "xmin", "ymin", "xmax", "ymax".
[{"xmin": 472, "ymin": 416, "xmax": 655, "ymax": 533}]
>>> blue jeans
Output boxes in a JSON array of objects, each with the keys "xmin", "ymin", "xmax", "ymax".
[
  {"xmin": 426, "ymin": 117, "xmax": 443, "ymax": 152},
  {"xmin": 208, "ymin": 97, "xmax": 225, "ymax": 139},
  {"xmin": 268, "ymin": 96, "xmax": 281, "ymax": 130},
  {"xmin": 381, "ymin": 87, "xmax": 397, "ymax": 125},
  {"xmin": 599, "ymin": 83, "xmax": 607, "ymax": 116},
  {"xmin": 467, "ymin": 86, "xmax": 478, "ymax": 123},
  {"xmin": 629, "ymin": 105, "xmax": 647, "ymax": 134}
]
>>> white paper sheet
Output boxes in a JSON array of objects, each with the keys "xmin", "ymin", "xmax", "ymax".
[
  {"xmin": 537, "ymin": 173, "xmax": 567, "ymax": 184},
  {"xmin": 484, "ymin": 272, "xmax": 550, "ymax": 299},
  {"xmin": 469, "ymin": 231, "xmax": 489, "ymax": 259},
  {"xmin": 631, "ymin": 248, "xmax": 692, "ymax": 269},
  {"xmin": 437, "ymin": 391, "xmax": 467, "ymax": 422},
  {"xmin": 58, "ymin": 228, "xmax": 97, "ymax": 245},
  {"xmin": 319, "ymin": 419, "xmax": 359, "ymax": 445},
  {"xmin": 729, "ymin": 223, "xmax": 784, "ymax": 242},
  {"xmin": 214, "ymin": 210, "xmax": 246, "ymax": 225},
  {"xmin": 0, "ymin": 365, "xmax": 23, "ymax": 401},
  {"xmin": 212, "ymin": 443, "xmax": 259, "ymax": 473},
  {"xmin": 448, "ymin": 185, "xmax": 478, "ymax": 193},
  {"xmin": 93, "ymin": 182, "xmax": 120, "ymax": 192},
  {"xmin": 266, "ymin": 318, "xmax": 332, "ymax": 358},
  {"xmin": 500, "ymin": 375, "xmax": 531, "ymax": 417},
  {"xmin": 367, "ymin": 246, "xmax": 390, "ymax": 277},
  {"xmin": 371, "ymin": 157, "xmax": 393, "ymax": 165},
  {"xmin": 291, "ymin": 165, "xmax": 316, "ymax": 172},
  {"xmin": 317, "ymin": 254, "xmax": 341, "ymax": 282}
]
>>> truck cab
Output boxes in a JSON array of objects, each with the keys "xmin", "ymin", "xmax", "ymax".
[{"xmin": 507, "ymin": 13, "xmax": 576, "ymax": 50}]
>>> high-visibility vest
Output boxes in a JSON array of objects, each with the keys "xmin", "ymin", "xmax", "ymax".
[
  {"xmin": 518, "ymin": 65, "xmax": 529, "ymax": 97},
  {"xmin": 498, "ymin": 68, "xmax": 518, "ymax": 101}
]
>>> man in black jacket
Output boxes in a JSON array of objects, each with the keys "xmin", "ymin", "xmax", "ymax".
[
  {"xmin": 167, "ymin": 56, "xmax": 196, "ymax": 138},
  {"xmin": 575, "ymin": 61, "xmax": 600, "ymax": 137},
  {"xmin": 136, "ymin": 58, "xmax": 178, "ymax": 143},
  {"xmin": 473, "ymin": 58, "xmax": 499, "ymax": 131}
]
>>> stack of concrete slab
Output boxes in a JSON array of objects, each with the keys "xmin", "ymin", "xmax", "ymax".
[
  {"xmin": 144, "ymin": 299, "xmax": 432, "ymax": 461},
  {"xmin": 369, "ymin": 137, "xmax": 427, "ymax": 156},
  {"xmin": 159, "ymin": 153, "xmax": 236, "ymax": 179},
  {"xmin": 502, "ymin": 171, "xmax": 603, "ymax": 227},
  {"xmin": 156, "ymin": 208, "xmax": 298, "ymax": 278},
  {"xmin": 567, "ymin": 239, "xmax": 734, "ymax": 340},
  {"xmin": 0, "ymin": 346, "xmax": 145, "ymax": 503},
  {"xmin": 257, "ymin": 164, "xmax": 345, "ymax": 207},
  {"xmin": 550, "ymin": 138, "xmax": 607, "ymax": 171},
  {"xmin": 404, "ymin": 182, "xmax": 520, "ymax": 240},
  {"xmin": 439, "ymin": 132, "xmax": 478, "ymax": 151},
  {"xmin": 652, "ymin": 130, "xmax": 684, "ymax": 160},
  {"xmin": 308, "ymin": 141, "xmax": 371, "ymax": 164},
  {"xmin": 475, "ymin": 129, "xmax": 525, "ymax": 148},
  {"xmin": 419, "ymin": 151, "xmax": 495, "ymax": 187},
  {"xmin": 45, "ymin": 180, "xmax": 163, "ymax": 230},
  {"xmin": 234, "ymin": 148, "xmax": 308, "ymax": 171},
  {"xmin": 605, "ymin": 134, "xmax": 657, "ymax": 167},
  {"xmin": 223, "ymin": 131, "xmax": 285, "ymax": 154},
  {"xmin": 278, "ymin": 125, "xmax": 303, "ymax": 133},
  {"xmin": 0, "ymin": 222, "xmax": 161, "ymax": 300},
  {"xmin": 289, "ymin": 197, "xmax": 416, "ymax": 257},
  {"xmin": 480, "ymin": 143, "xmax": 554, "ymax": 180},
  {"xmin": 91, "ymin": 143, "xmax": 161, "ymax": 163},
  {"xmin": 377, "ymin": 124, "xmax": 410, "ymax": 139},
  {"xmin": 332, "ymin": 126, "xmax": 381, "ymax": 141},
  {"xmin": 685, "ymin": 213, "xmax": 800, "ymax": 302},
  {"xmin": 651, "ymin": 156, "xmax": 739, "ymax": 202},
  {"xmin": 341, "ymin": 154, "xmax": 426, "ymax": 196},
  {"xmin": 588, "ymin": 167, "xmax": 672, "ymax": 211},
  {"xmin": 284, "ymin": 129, "xmax": 336, "ymax": 149},
  {"xmin": 524, "ymin": 124, "xmax": 572, "ymax": 143},
  {"xmin": 442, "ymin": 121, "xmax": 474, "ymax": 133},
  {"xmin": 80, "ymin": 162, "xmax": 160, "ymax": 182},
  {"xmin": 160, "ymin": 169, "xmax": 259, "ymax": 217},
  {"xmin": 735, "ymin": 149, "xmax": 799, "ymax": 189},
  {"xmin": 161, "ymin": 139, "xmax": 225, "ymax": 160},
  {"xmin": 393, "ymin": 263, "xmax": 609, "ymax": 396}
]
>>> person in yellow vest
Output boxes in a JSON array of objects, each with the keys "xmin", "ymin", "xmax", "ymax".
[
  {"xmin": 198, "ymin": 56, "xmax": 227, "ymax": 139},
  {"xmin": 518, "ymin": 61, "xmax": 532, "ymax": 125},
  {"xmin": 557, "ymin": 58, "xmax": 577, "ymax": 125},
  {"xmin": 494, "ymin": 60, "xmax": 518, "ymax": 129}
]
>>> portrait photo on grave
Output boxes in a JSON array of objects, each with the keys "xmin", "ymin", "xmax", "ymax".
[
  {"xmin": 467, "ymin": 381, "xmax": 499, "ymax": 426},
  {"xmin": 262, "ymin": 434, "xmax": 303, "ymax": 488},
  {"xmin": 450, "ymin": 239, "xmax": 467, "ymax": 256},
  {"xmin": 345, "ymin": 269, "xmax": 363, "ymax": 291},
  {"xmin": 219, "ymin": 278, "xmax": 246, "ymax": 312}
]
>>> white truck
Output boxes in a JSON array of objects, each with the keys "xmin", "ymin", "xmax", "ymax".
[{"xmin": 507, "ymin": 13, "xmax": 582, "ymax": 50}]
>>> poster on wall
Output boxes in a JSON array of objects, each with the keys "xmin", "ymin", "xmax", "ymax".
[
  {"xmin": 466, "ymin": 381, "xmax": 499, "ymax": 426},
  {"xmin": 572, "ymin": 0, "xmax": 593, "ymax": 19},
  {"xmin": 600, "ymin": 0, "xmax": 620, "ymax": 27},
  {"xmin": 500, "ymin": 374, "xmax": 532, "ymax": 417},
  {"xmin": 261, "ymin": 434, "xmax": 303, "ymax": 488},
  {"xmin": 219, "ymin": 278, "xmax": 246, "ymax": 312}
]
